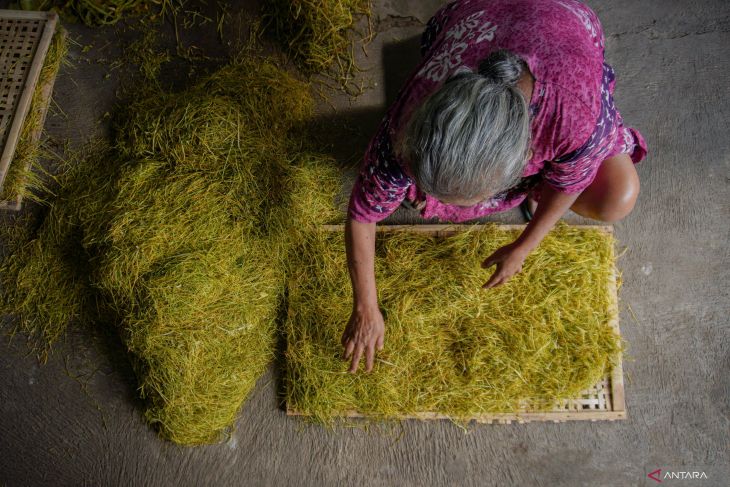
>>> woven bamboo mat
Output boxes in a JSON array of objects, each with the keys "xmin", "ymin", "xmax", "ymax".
[
  {"xmin": 0, "ymin": 9, "xmax": 58, "ymax": 210},
  {"xmin": 287, "ymin": 224, "xmax": 626, "ymax": 424}
]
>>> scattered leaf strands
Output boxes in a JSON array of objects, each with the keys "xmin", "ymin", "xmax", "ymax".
[
  {"xmin": 285, "ymin": 224, "xmax": 623, "ymax": 425},
  {"xmin": 68, "ymin": 0, "xmax": 166, "ymax": 26},
  {"xmin": 262, "ymin": 0, "xmax": 371, "ymax": 93}
]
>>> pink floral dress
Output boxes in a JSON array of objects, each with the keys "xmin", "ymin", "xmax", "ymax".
[{"xmin": 348, "ymin": 0, "xmax": 648, "ymax": 223}]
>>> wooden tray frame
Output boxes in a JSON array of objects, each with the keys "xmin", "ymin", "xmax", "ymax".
[
  {"xmin": 287, "ymin": 224, "xmax": 626, "ymax": 423},
  {"xmin": 0, "ymin": 10, "xmax": 58, "ymax": 211}
]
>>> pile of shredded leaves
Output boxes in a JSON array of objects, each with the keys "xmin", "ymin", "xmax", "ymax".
[
  {"xmin": 0, "ymin": 54, "xmax": 341, "ymax": 445},
  {"xmin": 285, "ymin": 226, "xmax": 623, "ymax": 424}
]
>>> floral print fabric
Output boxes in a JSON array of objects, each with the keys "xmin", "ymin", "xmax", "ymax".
[{"xmin": 348, "ymin": 0, "xmax": 648, "ymax": 223}]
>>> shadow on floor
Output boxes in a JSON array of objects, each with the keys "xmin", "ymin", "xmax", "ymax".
[{"xmin": 305, "ymin": 34, "xmax": 423, "ymax": 169}]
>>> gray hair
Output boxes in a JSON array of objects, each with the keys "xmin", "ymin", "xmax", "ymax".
[{"xmin": 397, "ymin": 50, "xmax": 531, "ymax": 203}]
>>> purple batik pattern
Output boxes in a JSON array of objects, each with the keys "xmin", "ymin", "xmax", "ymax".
[
  {"xmin": 350, "ymin": 118, "xmax": 413, "ymax": 218},
  {"xmin": 543, "ymin": 62, "xmax": 619, "ymax": 191}
]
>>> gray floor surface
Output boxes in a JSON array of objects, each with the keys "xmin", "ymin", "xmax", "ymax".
[{"xmin": 0, "ymin": 1, "xmax": 728, "ymax": 486}]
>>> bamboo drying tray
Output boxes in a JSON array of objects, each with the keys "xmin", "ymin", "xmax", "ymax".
[
  {"xmin": 287, "ymin": 224, "xmax": 626, "ymax": 424},
  {"xmin": 0, "ymin": 10, "xmax": 58, "ymax": 211}
]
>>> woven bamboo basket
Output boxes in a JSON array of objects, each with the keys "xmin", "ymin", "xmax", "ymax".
[
  {"xmin": 0, "ymin": 9, "xmax": 59, "ymax": 211},
  {"xmin": 287, "ymin": 224, "xmax": 627, "ymax": 424}
]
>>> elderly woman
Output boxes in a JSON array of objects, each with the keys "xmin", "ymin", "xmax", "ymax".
[{"xmin": 342, "ymin": 0, "xmax": 647, "ymax": 372}]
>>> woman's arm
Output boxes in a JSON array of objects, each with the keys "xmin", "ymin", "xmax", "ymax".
[
  {"xmin": 342, "ymin": 217, "xmax": 385, "ymax": 373},
  {"xmin": 482, "ymin": 184, "xmax": 579, "ymax": 288}
]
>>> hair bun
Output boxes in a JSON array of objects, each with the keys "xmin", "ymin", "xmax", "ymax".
[{"xmin": 477, "ymin": 49, "xmax": 526, "ymax": 87}]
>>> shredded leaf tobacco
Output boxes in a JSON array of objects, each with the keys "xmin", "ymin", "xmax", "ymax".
[
  {"xmin": 285, "ymin": 225, "xmax": 623, "ymax": 424},
  {"xmin": 0, "ymin": 54, "xmax": 341, "ymax": 444}
]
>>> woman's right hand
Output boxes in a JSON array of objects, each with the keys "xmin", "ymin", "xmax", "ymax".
[{"xmin": 341, "ymin": 304, "xmax": 385, "ymax": 373}]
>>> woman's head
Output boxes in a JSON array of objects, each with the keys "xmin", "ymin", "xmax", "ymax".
[{"xmin": 397, "ymin": 50, "xmax": 532, "ymax": 206}]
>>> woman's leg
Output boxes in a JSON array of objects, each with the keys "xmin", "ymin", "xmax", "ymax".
[{"xmin": 570, "ymin": 153, "xmax": 640, "ymax": 222}]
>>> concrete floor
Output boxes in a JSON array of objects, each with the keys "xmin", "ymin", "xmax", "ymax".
[{"xmin": 1, "ymin": 1, "xmax": 729, "ymax": 486}]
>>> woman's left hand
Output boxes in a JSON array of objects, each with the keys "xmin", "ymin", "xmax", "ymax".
[{"xmin": 481, "ymin": 242, "xmax": 530, "ymax": 288}]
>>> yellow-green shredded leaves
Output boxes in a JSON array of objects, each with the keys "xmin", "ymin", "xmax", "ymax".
[
  {"xmin": 66, "ymin": 0, "xmax": 167, "ymax": 25},
  {"xmin": 0, "ymin": 55, "xmax": 341, "ymax": 445},
  {"xmin": 286, "ymin": 225, "xmax": 623, "ymax": 424},
  {"xmin": 263, "ymin": 0, "xmax": 371, "ymax": 92}
]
